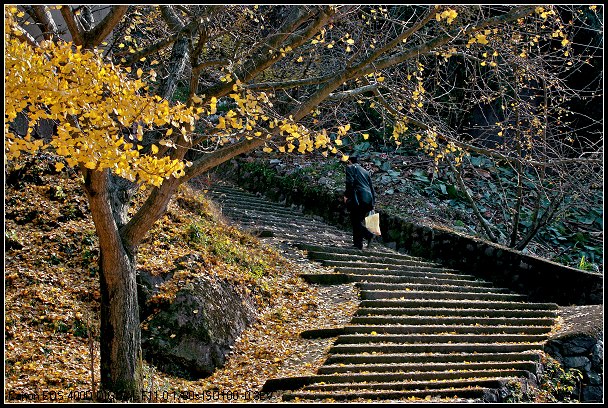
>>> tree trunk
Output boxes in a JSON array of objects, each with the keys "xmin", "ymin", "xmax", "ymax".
[
  {"xmin": 98, "ymin": 245, "xmax": 143, "ymax": 402},
  {"xmin": 157, "ymin": 6, "xmax": 189, "ymax": 101},
  {"xmin": 83, "ymin": 168, "xmax": 143, "ymax": 402},
  {"xmin": 157, "ymin": 36, "xmax": 189, "ymax": 101}
]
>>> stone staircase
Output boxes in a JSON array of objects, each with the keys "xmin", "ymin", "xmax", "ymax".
[{"xmin": 205, "ymin": 181, "xmax": 559, "ymax": 402}]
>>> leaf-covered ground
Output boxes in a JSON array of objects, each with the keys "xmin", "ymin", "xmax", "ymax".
[
  {"xmin": 4, "ymin": 154, "xmax": 360, "ymax": 403},
  {"xmin": 7, "ymin": 151, "xmax": 592, "ymax": 404}
]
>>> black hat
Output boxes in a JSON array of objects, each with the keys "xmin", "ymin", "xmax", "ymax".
[{"xmin": 349, "ymin": 155, "xmax": 359, "ymax": 163}]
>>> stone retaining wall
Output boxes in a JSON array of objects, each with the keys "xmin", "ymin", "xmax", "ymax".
[
  {"xmin": 220, "ymin": 158, "xmax": 602, "ymax": 306},
  {"xmin": 544, "ymin": 305, "xmax": 604, "ymax": 402},
  {"xmin": 380, "ymin": 214, "xmax": 603, "ymax": 306}
]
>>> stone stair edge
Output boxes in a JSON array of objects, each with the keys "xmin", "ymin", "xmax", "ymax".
[
  {"xmin": 358, "ymin": 299, "xmax": 559, "ymax": 309},
  {"xmin": 317, "ymin": 360, "xmax": 539, "ymax": 372},
  {"xmin": 324, "ymin": 351, "xmax": 543, "ymax": 364},
  {"xmin": 264, "ymin": 370, "xmax": 527, "ymax": 393},
  {"xmin": 299, "ymin": 272, "xmax": 510, "ymax": 286},
  {"xmin": 280, "ymin": 387, "xmax": 491, "ymax": 402}
]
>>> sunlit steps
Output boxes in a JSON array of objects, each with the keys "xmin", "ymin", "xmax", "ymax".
[{"xmin": 207, "ymin": 184, "xmax": 558, "ymax": 402}]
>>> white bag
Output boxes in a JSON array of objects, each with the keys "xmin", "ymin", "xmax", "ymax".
[{"xmin": 364, "ymin": 210, "xmax": 381, "ymax": 236}]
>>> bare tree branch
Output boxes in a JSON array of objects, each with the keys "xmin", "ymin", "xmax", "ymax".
[
  {"xmin": 84, "ymin": 5, "xmax": 129, "ymax": 47},
  {"xmin": 60, "ymin": 5, "xmax": 84, "ymax": 46},
  {"xmin": 29, "ymin": 5, "xmax": 59, "ymax": 41}
]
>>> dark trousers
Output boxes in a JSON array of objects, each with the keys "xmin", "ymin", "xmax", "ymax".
[{"xmin": 350, "ymin": 205, "xmax": 374, "ymax": 249}]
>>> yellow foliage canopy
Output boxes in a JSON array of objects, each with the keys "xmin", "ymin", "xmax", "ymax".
[{"xmin": 4, "ymin": 8, "xmax": 200, "ymax": 187}]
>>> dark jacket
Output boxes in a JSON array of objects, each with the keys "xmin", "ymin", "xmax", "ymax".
[{"xmin": 345, "ymin": 163, "xmax": 375, "ymax": 211}]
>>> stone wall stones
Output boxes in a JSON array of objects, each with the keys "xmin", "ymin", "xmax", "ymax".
[
  {"xmin": 544, "ymin": 305, "xmax": 604, "ymax": 402},
  {"xmin": 379, "ymin": 213, "xmax": 603, "ymax": 306}
]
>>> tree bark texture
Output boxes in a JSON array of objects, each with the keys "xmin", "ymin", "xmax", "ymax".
[
  {"xmin": 97, "ymin": 247, "xmax": 143, "ymax": 401},
  {"xmin": 83, "ymin": 168, "xmax": 143, "ymax": 401}
]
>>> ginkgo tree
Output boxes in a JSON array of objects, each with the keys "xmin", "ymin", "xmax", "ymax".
[{"xmin": 5, "ymin": 4, "xmax": 602, "ymax": 401}]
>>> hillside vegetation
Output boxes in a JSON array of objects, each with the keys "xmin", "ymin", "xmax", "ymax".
[
  {"xmin": 234, "ymin": 141, "xmax": 603, "ymax": 274},
  {"xmin": 4, "ymin": 153, "xmax": 357, "ymax": 402}
]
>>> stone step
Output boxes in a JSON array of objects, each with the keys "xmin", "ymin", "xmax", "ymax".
[
  {"xmin": 324, "ymin": 351, "xmax": 542, "ymax": 365},
  {"xmin": 350, "ymin": 315, "xmax": 555, "ymax": 327},
  {"xmin": 360, "ymin": 289, "xmax": 526, "ymax": 302},
  {"xmin": 206, "ymin": 188, "xmax": 284, "ymax": 203},
  {"xmin": 347, "ymin": 273, "xmax": 504, "ymax": 287},
  {"xmin": 301, "ymin": 324, "xmax": 550, "ymax": 339},
  {"xmin": 268, "ymin": 231, "xmax": 353, "ymax": 246},
  {"xmin": 302, "ymin": 381, "xmax": 509, "ymax": 394},
  {"xmin": 208, "ymin": 183, "xmax": 269, "ymax": 195},
  {"xmin": 222, "ymin": 213, "xmax": 304, "ymax": 227},
  {"xmin": 294, "ymin": 242, "xmax": 419, "ymax": 261},
  {"xmin": 262, "ymin": 369, "xmax": 531, "ymax": 391},
  {"xmin": 228, "ymin": 214, "xmax": 348, "ymax": 232},
  {"xmin": 206, "ymin": 186, "xmax": 260, "ymax": 198},
  {"xmin": 219, "ymin": 204, "xmax": 301, "ymax": 218},
  {"xmin": 208, "ymin": 191, "xmax": 292, "ymax": 206},
  {"xmin": 358, "ymin": 299, "xmax": 558, "ymax": 311},
  {"xmin": 329, "ymin": 342, "xmax": 544, "ymax": 354},
  {"xmin": 309, "ymin": 369, "xmax": 531, "ymax": 384},
  {"xmin": 356, "ymin": 306, "xmax": 558, "ymax": 318},
  {"xmin": 355, "ymin": 281, "xmax": 510, "ymax": 294},
  {"xmin": 305, "ymin": 251, "xmax": 438, "ymax": 267},
  {"xmin": 303, "ymin": 376, "xmax": 520, "ymax": 392},
  {"xmin": 299, "ymin": 273, "xmax": 350, "ymax": 285},
  {"xmin": 210, "ymin": 198, "xmax": 315, "ymax": 221},
  {"xmin": 333, "ymin": 267, "xmax": 480, "ymax": 281},
  {"xmin": 231, "ymin": 215, "xmax": 350, "ymax": 239},
  {"xmin": 210, "ymin": 193, "xmax": 311, "ymax": 217},
  {"xmin": 321, "ymin": 259, "xmax": 463, "ymax": 272},
  {"xmin": 234, "ymin": 218, "xmax": 344, "ymax": 236},
  {"xmin": 334, "ymin": 333, "xmax": 549, "ymax": 344},
  {"xmin": 317, "ymin": 360, "xmax": 539, "ymax": 375},
  {"xmin": 281, "ymin": 386, "xmax": 493, "ymax": 401},
  {"xmin": 333, "ymin": 265, "xmax": 472, "ymax": 280},
  {"xmin": 208, "ymin": 194, "xmax": 285, "ymax": 210},
  {"xmin": 300, "ymin": 273, "xmax": 494, "ymax": 287}
]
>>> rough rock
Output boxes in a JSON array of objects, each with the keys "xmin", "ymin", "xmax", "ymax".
[
  {"xmin": 141, "ymin": 273, "xmax": 257, "ymax": 379},
  {"xmin": 544, "ymin": 305, "xmax": 603, "ymax": 402}
]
